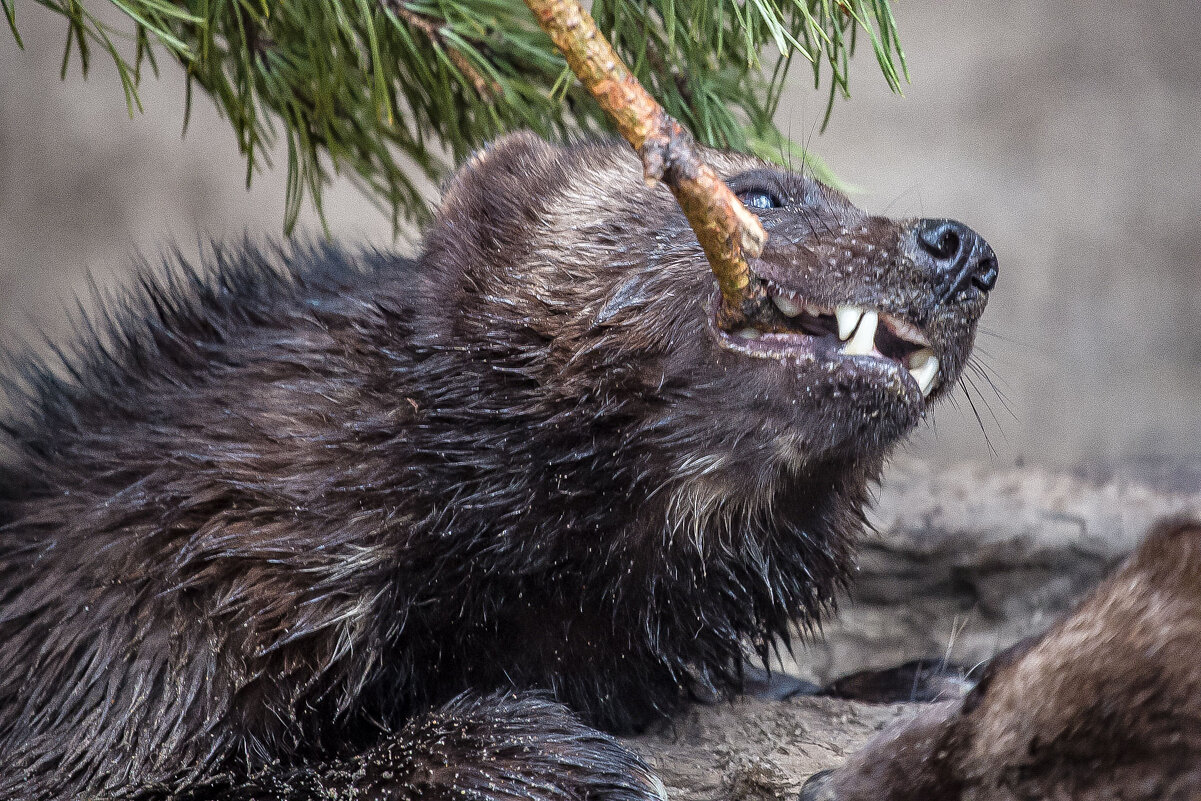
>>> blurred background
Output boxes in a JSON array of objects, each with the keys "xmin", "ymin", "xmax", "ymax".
[{"xmin": 1, "ymin": 0, "xmax": 1199, "ymax": 469}]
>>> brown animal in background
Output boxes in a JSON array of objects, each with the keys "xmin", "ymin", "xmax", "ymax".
[{"xmin": 801, "ymin": 518, "xmax": 1201, "ymax": 801}]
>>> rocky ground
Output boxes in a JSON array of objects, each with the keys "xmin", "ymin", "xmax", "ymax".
[{"xmin": 633, "ymin": 696, "xmax": 909, "ymax": 801}]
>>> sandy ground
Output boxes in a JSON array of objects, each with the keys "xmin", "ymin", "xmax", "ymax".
[{"xmin": 2, "ymin": 0, "xmax": 1200, "ymax": 468}]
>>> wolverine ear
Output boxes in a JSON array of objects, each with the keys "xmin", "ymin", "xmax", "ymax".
[
  {"xmin": 419, "ymin": 132, "xmax": 582, "ymax": 323},
  {"xmin": 423, "ymin": 131, "xmax": 568, "ymax": 269},
  {"xmin": 435, "ymin": 131, "xmax": 562, "ymax": 222}
]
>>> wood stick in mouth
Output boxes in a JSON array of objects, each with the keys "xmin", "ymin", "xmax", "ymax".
[{"xmin": 523, "ymin": 0, "xmax": 771, "ymax": 329}]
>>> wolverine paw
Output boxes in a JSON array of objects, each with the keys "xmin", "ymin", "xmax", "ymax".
[{"xmin": 344, "ymin": 692, "xmax": 667, "ymax": 801}]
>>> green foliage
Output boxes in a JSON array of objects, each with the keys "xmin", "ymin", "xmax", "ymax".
[{"xmin": 5, "ymin": 0, "xmax": 906, "ymax": 232}]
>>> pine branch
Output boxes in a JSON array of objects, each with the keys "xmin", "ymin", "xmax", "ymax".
[
  {"xmin": 384, "ymin": 2, "xmax": 497, "ymax": 98},
  {"xmin": 8, "ymin": 0, "xmax": 907, "ymax": 233}
]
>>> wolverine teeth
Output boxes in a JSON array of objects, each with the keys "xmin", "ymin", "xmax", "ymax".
[
  {"xmin": 842, "ymin": 310, "xmax": 878, "ymax": 356},
  {"xmin": 772, "ymin": 294, "xmax": 802, "ymax": 317},
  {"xmin": 835, "ymin": 305, "xmax": 865, "ymax": 341},
  {"xmin": 907, "ymin": 348, "xmax": 939, "ymax": 397},
  {"xmin": 885, "ymin": 316, "xmax": 931, "ymax": 348},
  {"xmin": 724, "ymin": 285, "xmax": 938, "ymax": 400}
]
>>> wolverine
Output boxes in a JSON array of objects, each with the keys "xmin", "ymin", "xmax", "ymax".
[
  {"xmin": 0, "ymin": 132, "xmax": 996, "ymax": 800},
  {"xmin": 800, "ymin": 518, "xmax": 1201, "ymax": 801}
]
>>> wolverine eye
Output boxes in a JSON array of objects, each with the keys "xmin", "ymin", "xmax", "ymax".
[{"xmin": 737, "ymin": 189, "xmax": 782, "ymax": 210}]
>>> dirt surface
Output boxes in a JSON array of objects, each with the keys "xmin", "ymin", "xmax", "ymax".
[{"xmin": 627, "ymin": 697, "xmax": 915, "ymax": 801}]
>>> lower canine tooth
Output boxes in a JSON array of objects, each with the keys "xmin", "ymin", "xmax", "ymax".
[
  {"xmin": 907, "ymin": 349, "xmax": 939, "ymax": 397},
  {"xmin": 842, "ymin": 310, "xmax": 878, "ymax": 356},
  {"xmin": 772, "ymin": 294, "xmax": 802, "ymax": 317},
  {"xmin": 737, "ymin": 328, "xmax": 761, "ymax": 340}
]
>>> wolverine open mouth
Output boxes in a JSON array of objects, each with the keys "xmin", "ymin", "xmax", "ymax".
[{"xmin": 715, "ymin": 280, "xmax": 940, "ymax": 398}]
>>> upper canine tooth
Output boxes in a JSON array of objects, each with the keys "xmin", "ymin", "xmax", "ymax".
[
  {"xmin": 835, "ymin": 305, "xmax": 865, "ymax": 341},
  {"xmin": 843, "ymin": 310, "xmax": 878, "ymax": 356},
  {"xmin": 772, "ymin": 294, "xmax": 802, "ymax": 317},
  {"xmin": 907, "ymin": 348, "xmax": 939, "ymax": 397}
]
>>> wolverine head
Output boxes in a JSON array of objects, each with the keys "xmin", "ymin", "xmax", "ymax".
[{"xmin": 418, "ymin": 132, "xmax": 995, "ymax": 494}]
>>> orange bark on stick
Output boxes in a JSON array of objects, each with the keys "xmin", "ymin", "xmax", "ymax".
[{"xmin": 523, "ymin": 0, "xmax": 769, "ymax": 326}]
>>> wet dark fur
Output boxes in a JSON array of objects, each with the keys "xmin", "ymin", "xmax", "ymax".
[
  {"xmin": 0, "ymin": 133, "xmax": 989, "ymax": 799},
  {"xmin": 801, "ymin": 518, "xmax": 1201, "ymax": 801}
]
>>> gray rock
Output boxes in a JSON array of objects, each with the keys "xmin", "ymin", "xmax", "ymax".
[{"xmin": 786, "ymin": 455, "xmax": 1201, "ymax": 684}]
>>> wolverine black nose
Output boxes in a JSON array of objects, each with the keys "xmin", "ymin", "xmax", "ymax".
[{"xmin": 916, "ymin": 218, "xmax": 999, "ymax": 301}]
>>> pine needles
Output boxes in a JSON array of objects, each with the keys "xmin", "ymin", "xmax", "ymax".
[{"xmin": 6, "ymin": 0, "xmax": 907, "ymax": 233}]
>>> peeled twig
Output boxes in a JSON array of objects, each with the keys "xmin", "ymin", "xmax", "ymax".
[{"xmin": 523, "ymin": 0, "xmax": 769, "ymax": 326}]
